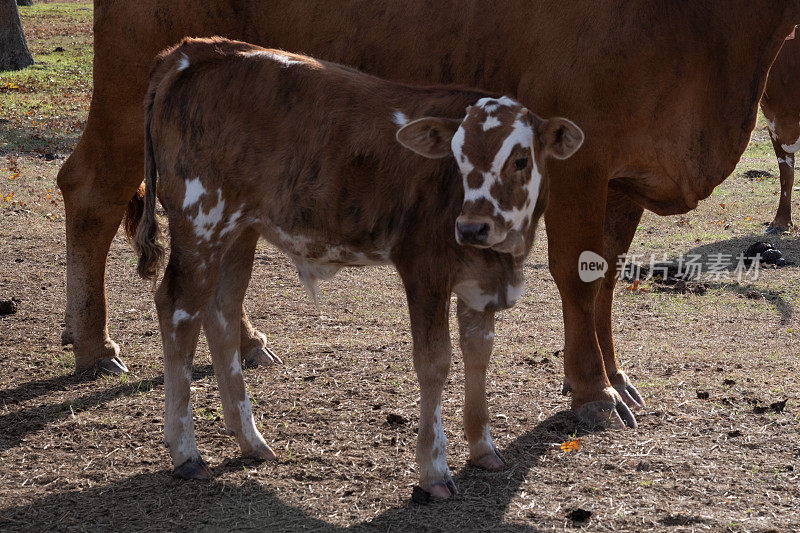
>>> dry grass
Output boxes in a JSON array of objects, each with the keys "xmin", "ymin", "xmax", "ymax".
[{"xmin": 1, "ymin": 4, "xmax": 799, "ymax": 531}]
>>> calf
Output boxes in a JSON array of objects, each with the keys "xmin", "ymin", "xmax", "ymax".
[
  {"xmin": 762, "ymin": 34, "xmax": 800, "ymax": 233},
  {"xmin": 134, "ymin": 37, "xmax": 584, "ymax": 499}
]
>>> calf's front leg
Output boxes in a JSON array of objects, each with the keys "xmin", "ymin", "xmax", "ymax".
[
  {"xmin": 457, "ymin": 299, "xmax": 505, "ymax": 470},
  {"xmin": 403, "ymin": 281, "xmax": 457, "ymax": 499}
]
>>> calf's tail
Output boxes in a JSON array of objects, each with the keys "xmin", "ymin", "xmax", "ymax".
[{"xmin": 132, "ymin": 87, "xmax": 164, "ymax": 281}]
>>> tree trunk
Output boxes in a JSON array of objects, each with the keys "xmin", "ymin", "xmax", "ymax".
[
  {"xmin": 17, "ymin": 0, "xmax": 33, "ymax": 7},
  {"xmin": 1, "ymin": 0, "xmax": 33, "ymax": 71}
]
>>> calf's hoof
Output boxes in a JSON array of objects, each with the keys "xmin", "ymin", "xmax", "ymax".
[
  {"xmin": 575, "ymin": 389, "xmax": 637, "ymax": 430},
  {"xmin": 470, "ymin": 448, "xmax": 507, "ymax": 470},
  {"xmin": 246, "ymin": 444, "xmax": 277, "ymax": 462},
  {"xmin": 412, "ymin": 478, "xmax": 458, "ymax": 503},
  {"xmin": 174, "ymin": 457, "xmax": 213, "ymax": 480},
  {"xmin": 243, "ymin": 345, "xmax": 283, "ymax": 368}
]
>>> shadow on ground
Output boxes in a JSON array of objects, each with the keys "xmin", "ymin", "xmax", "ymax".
[
  {"xmin": 0, "ymin": 366, "xmax": 214, "ymax": 452},
  {"xmin": 642, "ymin": 233, "xmax": 795, "ymax": 324},
  {"xmin": 0, "ymin": 376, "xmax": 594, "ymax": 531}
]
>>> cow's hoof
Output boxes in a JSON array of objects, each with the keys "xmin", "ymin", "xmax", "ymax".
[
  {"xmin": 174, "ymin": 457, "xmax": 213, "ymax": 480},
  {"xmin": 413, "ymin": 478, "xmax": 458, "ymax": 503},
  {"xmin": 246, "ymin": 444, "xmax": 277, "ymax": 462},
  {"xmin": 576, "ymin": 390, "xmax": 637, "ymax": 429},
  {"xmin": 74, "ymin": 338, "xmax": 122, "ymax": 374},
  {"xmin": 242, "ymin": 345, "xmax": 283, "ymax": 368},
  {"xmin": 95, "ymin": 356, "xmax": 129, "ymax": 376},
  {"xmin": 470, "ymin": 448, "xmax": 507, "ymax": 470},
  {"xmin": 610, "ymin": 372, "xmax": 645, "ymax": 408},
  {"xmin": 765, "ymin": 224, "xmax": 789, "ymax": 235}
]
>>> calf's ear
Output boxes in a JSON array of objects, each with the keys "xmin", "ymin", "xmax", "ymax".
[
  {"xmin": 528, "ymin": 112, "xmax": 585, "ymax": 160},
  {"xmin": 396, "ymin": 117, "xmax": 461, "ymax": 159}
]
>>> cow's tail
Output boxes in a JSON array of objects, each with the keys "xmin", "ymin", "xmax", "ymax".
[
  {"xmin": 122, "ymin": 183, "xmax": 145, "ymax": 244},
  {"xmin": 132, "ymin": 85, "xmax": 164, "ymax": 282}
]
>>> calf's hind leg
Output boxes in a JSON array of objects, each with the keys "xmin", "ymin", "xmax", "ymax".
[
  {"xmin": 204, "ymin": 229, "xmax": 275, "ymax": 462},
  {"xmin": 155, "ymin": 251, "xmax": 215, "ymax": 479},
  {"xmin": 457, "ymin": 299, "xmax": 505, "ymax": 470}
]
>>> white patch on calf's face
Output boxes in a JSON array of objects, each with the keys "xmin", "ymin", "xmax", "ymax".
[
  {"xmin": 176, "ymin": 53, "xmax": 190, "ymax": 72},
  {"xmin": 475, "ymin": 96, "xmax": 516, "ymax": 114},
  {"xmin": 450, "ymin": 125, "xmax": 474, "ymax": 172},
  {"xmin": 481, "ymin": 115, "xmax": 501, "ymax": 131}
]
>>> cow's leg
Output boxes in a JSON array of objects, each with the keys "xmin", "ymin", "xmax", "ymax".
[
  {"xmin": 155, "ymin": 249, "xmax": 214, "ymax": 479},
  {"xmin": 204, "ymin": 229, "xmax": 275, "ymax": 461},
  {"xmin": 545, "ymin": 166, "xmax": 637, "ymax": 429},
  {"xmin": 239, "ymin": 306, "xmax": 283, "ymax": 367},
  {"xmin": 767, "ymin": 138, "xmax": 795, "ymax": 234},
  {"xmin": 57, "ymin": 128, "xmax": 277, "ymax": 374},
  {"xmin": 57, "ymin": 136, "xmax": 140, "ymax": 375},
  {"xmin": 399, "ymin": 273, "xmax": 456, "ymax": 499},
  {"xmin": 457, "ymin": 299, "xmax": 505, "ymax": 471},
  {"xmin": 594, "ymin": 188, "xmax": 645, "ymax": 408}
]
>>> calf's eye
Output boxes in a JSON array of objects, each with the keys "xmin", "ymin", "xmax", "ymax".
[{"xmin": 514, "ymin": 157, "xmax": 528, "ymax": 170}]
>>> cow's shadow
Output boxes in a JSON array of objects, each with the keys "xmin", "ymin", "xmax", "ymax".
[
  {"xmin": 0, "ymin": 404, "xmax": 595, "ymax": 532},
  {"xmin": 632, "ymin": 233, "xmax": 796, "ymax": 324}
]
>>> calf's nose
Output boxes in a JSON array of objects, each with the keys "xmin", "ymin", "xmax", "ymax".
[{"xmin": 456, "ymin": 220, "xmax": 490, "ymax": 245}]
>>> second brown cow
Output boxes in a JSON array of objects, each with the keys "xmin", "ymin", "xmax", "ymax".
[{"xmin": 133, "ymin": 38, "xmax": 585, "ymax": 499}]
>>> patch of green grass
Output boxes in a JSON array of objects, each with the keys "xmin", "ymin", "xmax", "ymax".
[{"xmin": 0, "ymin": 3, "xmax": 93, "ymax": 154}]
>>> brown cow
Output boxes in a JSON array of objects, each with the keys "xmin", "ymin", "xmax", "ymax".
[
  {"xmin": 134, "ymin": 37, "xmax": 584, "ymax": 497},
  {"xmin": 762, "ymin": 34, "xmax": 800, "ymax": 233},
  {"xmin": 57, "ymin": 1, "xmax": 800, "ymax": 429}
]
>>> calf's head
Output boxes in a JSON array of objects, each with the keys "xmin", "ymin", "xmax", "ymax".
[{"xmin": 397, "ymin": 96, "xmax": 584, "ymax": 256}]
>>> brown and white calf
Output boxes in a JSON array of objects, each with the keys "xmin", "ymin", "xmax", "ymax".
[
  {"xmin": 762, "ymin": 34, "xmax": 800, "ymax": 233},
  {"xmin": 134, "ymin": 37, "xmax": 584, "ymax": 499}
]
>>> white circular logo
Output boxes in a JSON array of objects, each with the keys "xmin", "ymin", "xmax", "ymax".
[{"xmin": 578, "ymin": 251, "xmax": 608, "ymax": 282}]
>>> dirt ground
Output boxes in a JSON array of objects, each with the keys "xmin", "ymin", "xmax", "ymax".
[{"xmin": 1, "ymin": 4, "xmax": 799, "ymax": 532}]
